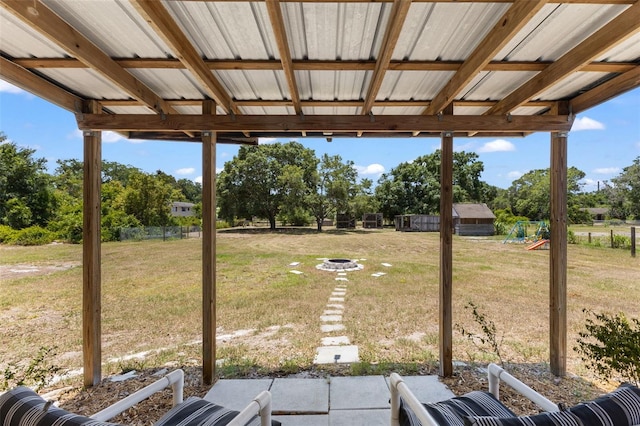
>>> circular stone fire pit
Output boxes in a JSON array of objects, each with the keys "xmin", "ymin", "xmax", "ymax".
[{"xmin": 316, "ymin": 258, "xmax": 364, "ymax": 272}]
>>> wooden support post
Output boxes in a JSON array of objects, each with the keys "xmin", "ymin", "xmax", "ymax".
[
  {"xmin": 550, "ymin": 131, "xmax": 568, "ymax": 377},
  {"xmin": 82, "ymin": 100, "xmax": 102, "ymax": 387},
  {"xmin": 202, "ymin": 100, "xmax": 217, "ymax": 385},
  {"xmin": 631, "ymin": 227, "xmax": 636, "ymax": 257},
  {"xmin": 439, "ymin": 107, "xmax": 454, "ymax": 377}
]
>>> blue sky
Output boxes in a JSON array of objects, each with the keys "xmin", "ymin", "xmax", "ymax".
[{"xmin": 1, "ymin": 79, "xmax": 638, "ymax": 191}]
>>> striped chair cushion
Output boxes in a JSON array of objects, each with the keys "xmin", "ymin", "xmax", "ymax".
[
  {"xmin": 400, "ymin": 391, "xmax": 516, "ymax": 426},
  {"xmin": 0, "ymin": 386, "xmax": 119, "ymax": 426},
  {"xmin": 466, "ymin": 383, "xmax": 640, "ymax": 426},
  {"xmin": 155, "ymin": 397, "xmax": 281, "ymax": 426}
]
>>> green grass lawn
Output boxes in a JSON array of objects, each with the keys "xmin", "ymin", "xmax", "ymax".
[{"xmin": 1, "ymin": 228, "xmax": 638, "ymax": 381}]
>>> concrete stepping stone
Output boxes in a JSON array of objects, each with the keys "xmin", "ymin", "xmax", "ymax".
[
  {"xmin": 320, "ymin": 315, "xmax": 342, "ymax": 322},
  {"xmin": 323, "ymin": 310, "xmax": 342, "ymax": 315},
  {"xmin": 321, "ymin": 324, "xmax": 345, "ymax": 332},
  {"xmin": 321, "ymin": 336, "xmax": 350, "ymax": 345},
  {"xmin": 335, "ymin": 277, "xmax": 348, "ymax": 281},
  {"xmin": 331, "ymin": 292, "xmax": 346, "ymax": 297},
  {"xmin": 326, "ymin": 304, "xmax": 344, "ymax": 309},
  {"xmin": 270, "ymin": 378, "xmax": 329, "ymax": 414},
  {"xmin": 329, "ymin": 297, "xmax": 344, "ymax": 302},
  {"xmin": 329, "ymin": 376, "xmax": 390, "ymax": 410},
  {"xmin": 313, "ymin": 345, "xmax": 359, "ymax": 364}
]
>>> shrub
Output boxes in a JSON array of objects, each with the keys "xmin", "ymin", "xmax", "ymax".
[
  {"xmin": 575, "ymin": 310, "xmax": 640, "ymax": 386},
  {"xmin": 612, "ymin": 234, "xmax": 631, "ymax": 249},
  {"xmin": 1, "ymin": 346, "xmax": 61, "ymax": 391},
  {"xmin": 9, "ymin": 226, "xmax": 55, "ymax": 245},
  {"xmin": 0, "ymin": 225, "xmax": 17, "ymax": 243},
  {"xmin": 567, "ymin": 229, "xmax": 578, "ymax": 244},
  {"xmin": 456, "ymin": 301, "xmax": 505, "ymax": 365}
]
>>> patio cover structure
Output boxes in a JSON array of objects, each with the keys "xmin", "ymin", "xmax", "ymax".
[{"xmin": 1, "ymin": 0, "xmax": 639, "ymax": 387}]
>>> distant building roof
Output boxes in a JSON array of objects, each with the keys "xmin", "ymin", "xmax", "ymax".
[
  {"xmin": 172, "ymin": 201, "xmax": 195, "ymax": 208},
  {"xmin": 452, "ymin": 203, "xmax": 496, "ymax": 219}
]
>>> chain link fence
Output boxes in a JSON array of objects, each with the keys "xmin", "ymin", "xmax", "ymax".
[{"xmin": 119, "ymin": 226, "xmax": 201, "ymax": 241}]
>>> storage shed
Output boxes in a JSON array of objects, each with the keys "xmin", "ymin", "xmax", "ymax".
[
  {"xmin": 362, "ymin": 213, "xmax": 383, "ymax": 229},
  {"xmin": 452, "ymin": 204, "xmax": 496, "ymax": 236},
  {"xmin": 395, "ymin": 214, "xmax": 440, "ymax": 232}
]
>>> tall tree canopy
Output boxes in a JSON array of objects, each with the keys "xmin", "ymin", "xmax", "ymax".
[
  {"xmin": 374, "ymin": 150, "xmax": 488, "ymax": 220},
  {"xmin": 603, "ymin": 156, "xmax": 640, "ymax": 219},
  {"xmin": 0, "ymin": 134, "xmax": 56, "ymax": 228},
  {"xmin": 506, "ymin": 167, "xmax": 587, "ymax": 222},
  {"xmin": 217, "ymin": 142, "xmax": 317, "ymax": 229},
  {"xmin": 306, "ymin": 154, "xmax": 358, "ymax": 231}
]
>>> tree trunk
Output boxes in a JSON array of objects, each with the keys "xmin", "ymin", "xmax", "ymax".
[
  {"xmin": 316, "ymin": 218, "xmax": 323, "ymax": 232},
  {"xmin": 269, "ymin": 216, "xmax": 276, "ymax": 230}
]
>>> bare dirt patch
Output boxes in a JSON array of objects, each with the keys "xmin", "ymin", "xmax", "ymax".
[{"xmin": 0, "ymin": 261, "xmax": 80, "ymax": 280}]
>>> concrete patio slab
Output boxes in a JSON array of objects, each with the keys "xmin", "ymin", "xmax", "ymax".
[
  {"xmin": 272, "ymin": 414, "xmax": 328, "ymax": 425},
  {"xmin": 386, "ymin": 375, "xmax": 455, "ymax": 403},
  {"xmin": 329, "ymin": 376, "xmax": 390, "ymax": 410},
  {"xmin": 329, "ymin": 409, "xmax": 390, "ymax": 425},
  {"xmin": 270, "ymin": 378, "xmax": 329, "ymax": 414},
  {"xmin": 203, "ymin": 378, "xmax": 273, "ymax": 411}
]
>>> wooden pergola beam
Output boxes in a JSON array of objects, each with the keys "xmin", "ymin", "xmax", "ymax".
[
  {"xmin": 362, "ymin": 0, "xmax": 412, "ymax": 115},
  {"xmin": 130, "ymin": 0, "xmax": 235, "ymax": 115},
  {"xmin": 12, "ymin": 57, "xmax": 636, "ymax": 73},
  {"xmin": 487, "ymin": 2, "xmax": 640, "ymax": 115},
  {"xmin": 266, "ymin": 0, "xmax": 302, "ymax": 115},
  {"xmin": 77, "ymin": 113, "xmax": 574, "ymax": 133},
  {"xmin": 0, "ymin": 0, "xmax": 172, "ymax": 115},
  {"xmin": 425, "ymin": 0, "xmax": 547, "ymax": 115}
]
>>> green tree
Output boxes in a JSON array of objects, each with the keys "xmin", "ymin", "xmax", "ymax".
[
  {"xmin": 506, "ymin": 167, "xmax": 586, "ymax": 222},
  {"xmin": 351, "ymin": 178, "xmax": 378, "ymax": 221},
  {"xmin": 123, "ymin": 171, "xmax": 181, "ymax": 226},
  {"xmin": 0, "ymin": 135, "xmax": 56, "ymax": 228},
  {"xmin": 603, "ymin": 157, "xmax": 640, "ymax": 220},
  {"xmin": 217, "ymin": 142, "xmax": 317, "ymax": 229},
  {"xmin": 306, "ymin": 154, "xmax": 358, "ymax": 231},
  {"xmin": 176, "ymin": 178, "xmax": 202, "ymax": 204},
  {"xmin": 374, "ymin": 150, "xmax": 487, "ymax": 221}
]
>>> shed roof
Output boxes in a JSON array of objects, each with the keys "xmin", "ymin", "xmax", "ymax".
[
  {"xmin": 2, "ymin": 0, "xmax": 639, "ymax": 141},
  {"xmin": 453, "ymin": 203, "xmax": 496, "ymax": 219}
]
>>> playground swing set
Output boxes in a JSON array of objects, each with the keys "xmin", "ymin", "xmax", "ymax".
[{"xmin": 502, "ymin": 220, "xmax": 551, "ymax": 250}]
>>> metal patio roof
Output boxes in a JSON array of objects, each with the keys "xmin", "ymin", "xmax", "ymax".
[{"xmin": 1, "ymin": 0, "xmax": 639, "ymax": 142}]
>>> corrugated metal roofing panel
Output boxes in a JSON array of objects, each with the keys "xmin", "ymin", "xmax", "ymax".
[
  {"xmin": 454, "ymin": 106, "xmax": 490, "ymax": 116},
  {"xmin": 215, "ymin": 70, "xmax": 288, "ymax": 101},
  {"xmin": 495, "ymin": 4, "xmax": 628, "ymax": 61},
  {"xmin": 240, "ymin": 106, "xmax": 295, "ymax": 115},
  {"xmin": 594, "ymin": 33, "xmax": 640, "ymax": 62},
  {"xmin": 128, "ymin": 69, "xmax": 205, "ymax": 100},
  {"xmin": 371, "ymin": 106, "xmax": 425, "ymax": 116},
  {"xmin": 41, "ymin": 0, "xmax": 172, "ymax": 58},
  {"xmin": 511, "ymin": 106, "xmax": 550, "ymax": 116},
  {"xmin": 299, "ymin": 71, "xmax": 368, "ymax": 101},
  {"xmin": 395, "ymin": 3, "xmax": 510, "ymax": 61},
  {"xmin": 461, "ymin": 71, "xmax": 539, "ymax": 101},
  {"xmin": 104, "ymin": 106, "xmax": 156, "ymax": 115},
  {"xmin": 282, "ymin": 2, "xmax": 387, "ymax": 61},
  {"xmin": 379, "ymin": 71, "xmax": 454, "ymax": 101},
  {"xmin": 302, "ymin": 106, "xmax": 360, "ymax": 116},
  {"xmin": 537, "ymin": 72, "xmax": 611, "ymax": 101},
  {"xmin": 0, "ymin": 9, "xmax": 67, "ymax": 57},
  {"xmin": 39, "ymin": 69, "xmax": 129, "ymax": 100},
  {"xmin": 161, "ymin": 1, "xmax": 275, "ymax": 60}
]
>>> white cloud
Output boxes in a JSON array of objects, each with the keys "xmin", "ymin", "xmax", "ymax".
[
  {"xmin": 355, "ymin": 163, "xmax": 385, "ymax": 176},
  {"xmin": 478, "ymin": 139, "xmax": 516, "ymax": 153},
  {"xmin": 507, "ymin": 171, "xmax": 523, "ymax": 180},
  {"xmin": 0, "ymin": 80, "xmax": 27, "ymax": 94},
  {"xmin": 175, "ymin": 167, "xmax": 195, "ymax": 175},
  {"xmin": 571, "ymin": 116, "xmax": 605, "ymax": 131},
  {"xmin": 593, "ymin": 167, "xmax": 620, "ymax": 174},
  {"xmin": 194, "ymin": 176, "xmax": 203, "ymax": 184},
  {"xmin": 102, "ymin": 131, "xmax": 123, "ymax": 143},
  {"xmin": 453, "ymin": 141, "xmax": 476, "ymax": 152}
]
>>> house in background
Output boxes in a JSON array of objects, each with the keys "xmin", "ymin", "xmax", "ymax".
[
  {"xmin": 171, "ymin": 201, "xmax": 195, "ymax": 217},
  {"xmin": 453, "ymin": 203, "xmax": 496, "ymax": 236},
  {"xmin": 583, "ymin": 207, "xmax": 609, "ymax": 222}
]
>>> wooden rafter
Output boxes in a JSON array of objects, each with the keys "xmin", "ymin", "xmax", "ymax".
[
  {"xmin": 266, "ymin": 0, "xmax": 302, "ymax": 115},
  {"xmin": 0, "ymin": 57, "xmax": 82, "ymax": 113},
  {"xmin": 0, "ymin": 0, "xmax": 173, "ymax": 115},
  {"xmin": 425, "ymin": 0, "xmax": 548, "ymax": 115},
  {"xmin": 362, "ymin": 0, "xmax": 412, "ymax": 115},
  {"xmin": 571, "ymin": 67, "xmax": 640, "ymax": 113},
  {"xmin": 11, "ymin": 57, "xmax": 637, "ymax": 74},
  {"xmin": 130, "ymin": 0, "xmax": 235, "ymax": 115},
  {"xmin": 487, "ymin": 1, "xmax": 640, "ymax": 115},
  {"xmin": 77, "ymin": 113, "xmax": 574, "ymax": 133}
]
